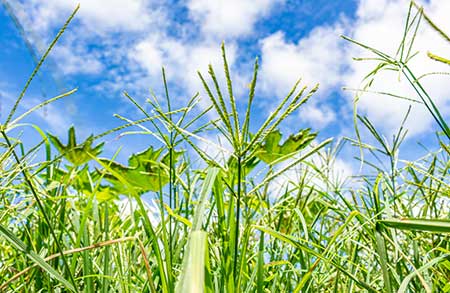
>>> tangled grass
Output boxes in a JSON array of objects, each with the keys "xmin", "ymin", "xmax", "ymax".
[{"xmin": 0, "ymin": 1, "xmax": 449, "ymax": 292}]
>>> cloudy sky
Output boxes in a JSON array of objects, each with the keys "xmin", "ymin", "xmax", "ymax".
[{"xmin": 0, "ymin": 0, "xmax": 449, "ymax": 168}]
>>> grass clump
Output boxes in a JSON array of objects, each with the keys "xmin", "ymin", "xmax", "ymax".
[{"xmin": 0, "ymin": 1, "xmax": 449, "ymax": 292}]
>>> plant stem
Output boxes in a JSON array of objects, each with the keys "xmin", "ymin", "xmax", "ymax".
[{"xmin": 233, "ymin": 155, "xmax": 242, "ymax": 284}]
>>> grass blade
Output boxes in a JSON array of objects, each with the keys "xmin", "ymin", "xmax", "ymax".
[
  {"xmin": 0, "ymin": 224, "xmax": 76, "ymax": 292},
  {"xmin": 379, "ymin": 218, "xmax": 450, "ymax": 233}
]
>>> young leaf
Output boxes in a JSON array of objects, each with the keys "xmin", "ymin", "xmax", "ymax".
[
  {"xmin": 100, "ymin": 146, "xmax": 182, "ymax": 195},
  {"xmin": 48, "ymin": 126, "xmax": 104, "ymax": 166},
  {"xmin": 255, "ymin": 129, "xmax": 316, "ymax": 164}
]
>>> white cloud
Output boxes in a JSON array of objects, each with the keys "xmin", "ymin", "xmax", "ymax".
[
  {"xmin": 299, "ymin": 104, "xmax": 337, "ymax": 128},
  {"xmin": 11, "ymin": 0, "xmax": 260, "ymax": 97},
  {"xmin": 267, "ymin": 146, "xmax": 355, "ymax": 197},
  {"xmin": 33, "ymin": 104, "xmax": 71, "ymax": 135},
  {"xmin": 128, "ymin": 34, "xmax": 239, "ymax": 96},
  {"xmin": 258, "ymin": 25, "xmax": 346, "ymax": 129},
  {"xmin": 259, "ymin": 0, "xmax": 450, "ymax": 138},
  {"xmin": 259, "ymin": 26, "xmax": 345, "ymax": 96},
  {"xmin": 187, "ymin": 0, "xmax": 281, "ymax": 39},
  {"xmin": 16, "ymin": 0, "xmax": 158, "ymax": 33},
  {"xmin": 342, "ymin": 0, "xmax": 450, "ymax": 137},
  {"xmin": 9, "ymin": 0, "xmax": 450, "ymax": 141},
  {"xmin": 10, "ymin": 0, "xmax": 165, "ymax": 77},
  {"xmin": 53, "ymin": 43, "xmax": 104, "ymax": 75},
  {"xmin": 131, "ymin": 38, "xmax": 165, "ymax": 77}
]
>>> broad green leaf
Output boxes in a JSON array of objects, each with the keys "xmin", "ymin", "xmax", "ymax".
[
  {"xmin": 72, "ymin": 167, "xmax": 118, "ymax": 202},
  {"xmin": 100, "ymin": 146, "xmax": 182, "ymax": 195},
  {"xmin": 94, "ymin": 186, "xmax": 119, "ymax": 202},
  {"xmin": 48, "ymin": 166, "xmax": 117, "ymax": 202},
  {"xmin": 226, "ymin": 154, "xmax": 259, "ymax": 182}
]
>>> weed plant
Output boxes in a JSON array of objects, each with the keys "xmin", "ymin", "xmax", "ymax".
[{"xmin": 0, "ymin": 1, "xmax": 449, "ymax": 292}]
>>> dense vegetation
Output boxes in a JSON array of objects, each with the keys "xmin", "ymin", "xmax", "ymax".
[{"xmin": 0, "ymin": 2, "xmax": 449, "ymax": 292}]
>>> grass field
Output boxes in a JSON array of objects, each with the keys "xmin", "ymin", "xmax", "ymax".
[{"xmin": 0, "ymin": 2, "xmax": 449, "ymax": 292}]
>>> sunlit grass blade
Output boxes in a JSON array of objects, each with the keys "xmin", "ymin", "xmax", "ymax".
[
  {"xmin": 398, "ymin": 253, "xmax": 450, "ymax": 293},
  {"xmin": 375, "ymin": 231, "xmax": 393, "ymax": 293},
  {"xmin": 0, "ymin": 224, "xmax": 76, "ymax": 292},
  {"xmin": 253, "ymin": 225, "xmax": 377, "ymax": 292},
  {"xmin": 427, "ymin": 52, "xmax": 450, "ymax": 65},
  {"xmin": 91, "ymin": 154, "xmax": 169, "ymax": 292},
  {"xmin": 176, "ymin": 168, "xmax": 218, "ymax": 292},
  {"xmin": 379, "ymin": 218, "xmax": 450, "ymax": 233},
  {"xmin": 175, "ymin": 231, "xmax": 208, "ymax": 293}
]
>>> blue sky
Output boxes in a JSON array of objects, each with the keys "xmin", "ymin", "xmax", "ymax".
[{"xmin": 0, "ymin": 0, "xmax": 449, "ymax": 176}]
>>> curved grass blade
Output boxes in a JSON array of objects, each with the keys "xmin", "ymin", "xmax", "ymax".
[
  {"xmin": 253, "ymin": 225, "xmax": 377, "ymax": 292},
  {"xmin": 398, "ymin": 253, "xmax": 450, "ymax": 293},
  {"xmin": 0, "ymin": 224, "xmax": 76, "ymax": 292}
]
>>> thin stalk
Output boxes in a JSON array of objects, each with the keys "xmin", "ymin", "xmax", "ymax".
[
  {"xmin": 402, "ymin": 65, "xmax": 450, "ymax": 140},
  {"xmin": 3, "ymin": 5, "xmax": 79, "ymax": 128},
  {"xmin": 162, "ymin": 68, "xmax": 175, "ymax": 281},
  {"xmin": 233, "ymin": 155, "xmax": 243, "ymax": 284}
]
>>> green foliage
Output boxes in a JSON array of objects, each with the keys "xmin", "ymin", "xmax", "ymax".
[
  {"xmin": 342, "ymin": 1, "xmax": 450, "ymax": 141},
  {"xmin": 100, "ymin": 146, "xmax": 182, "ymax": 195},
  {"xmin": 0, "ymin": 2, "xmax": 449, "ymax": 293},
  {"xmin": 0, "ymin": 224, "xmax": 76, "ymax": 292},
  {"xmin": 48, "ymin": 126, "xmax": 104, "ymax": 166},
  {"xmin": 380, "ymin": 218, "xmax": 450, "ymax": 233},
  {"xmin": 255, "ymin": 128, "xmax": 316, "ymax": 164}
]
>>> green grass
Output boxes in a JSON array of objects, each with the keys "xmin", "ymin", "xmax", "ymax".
[{"xmin": 0, "ymin": 1, "xmax": 449, "ymax": 292}]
